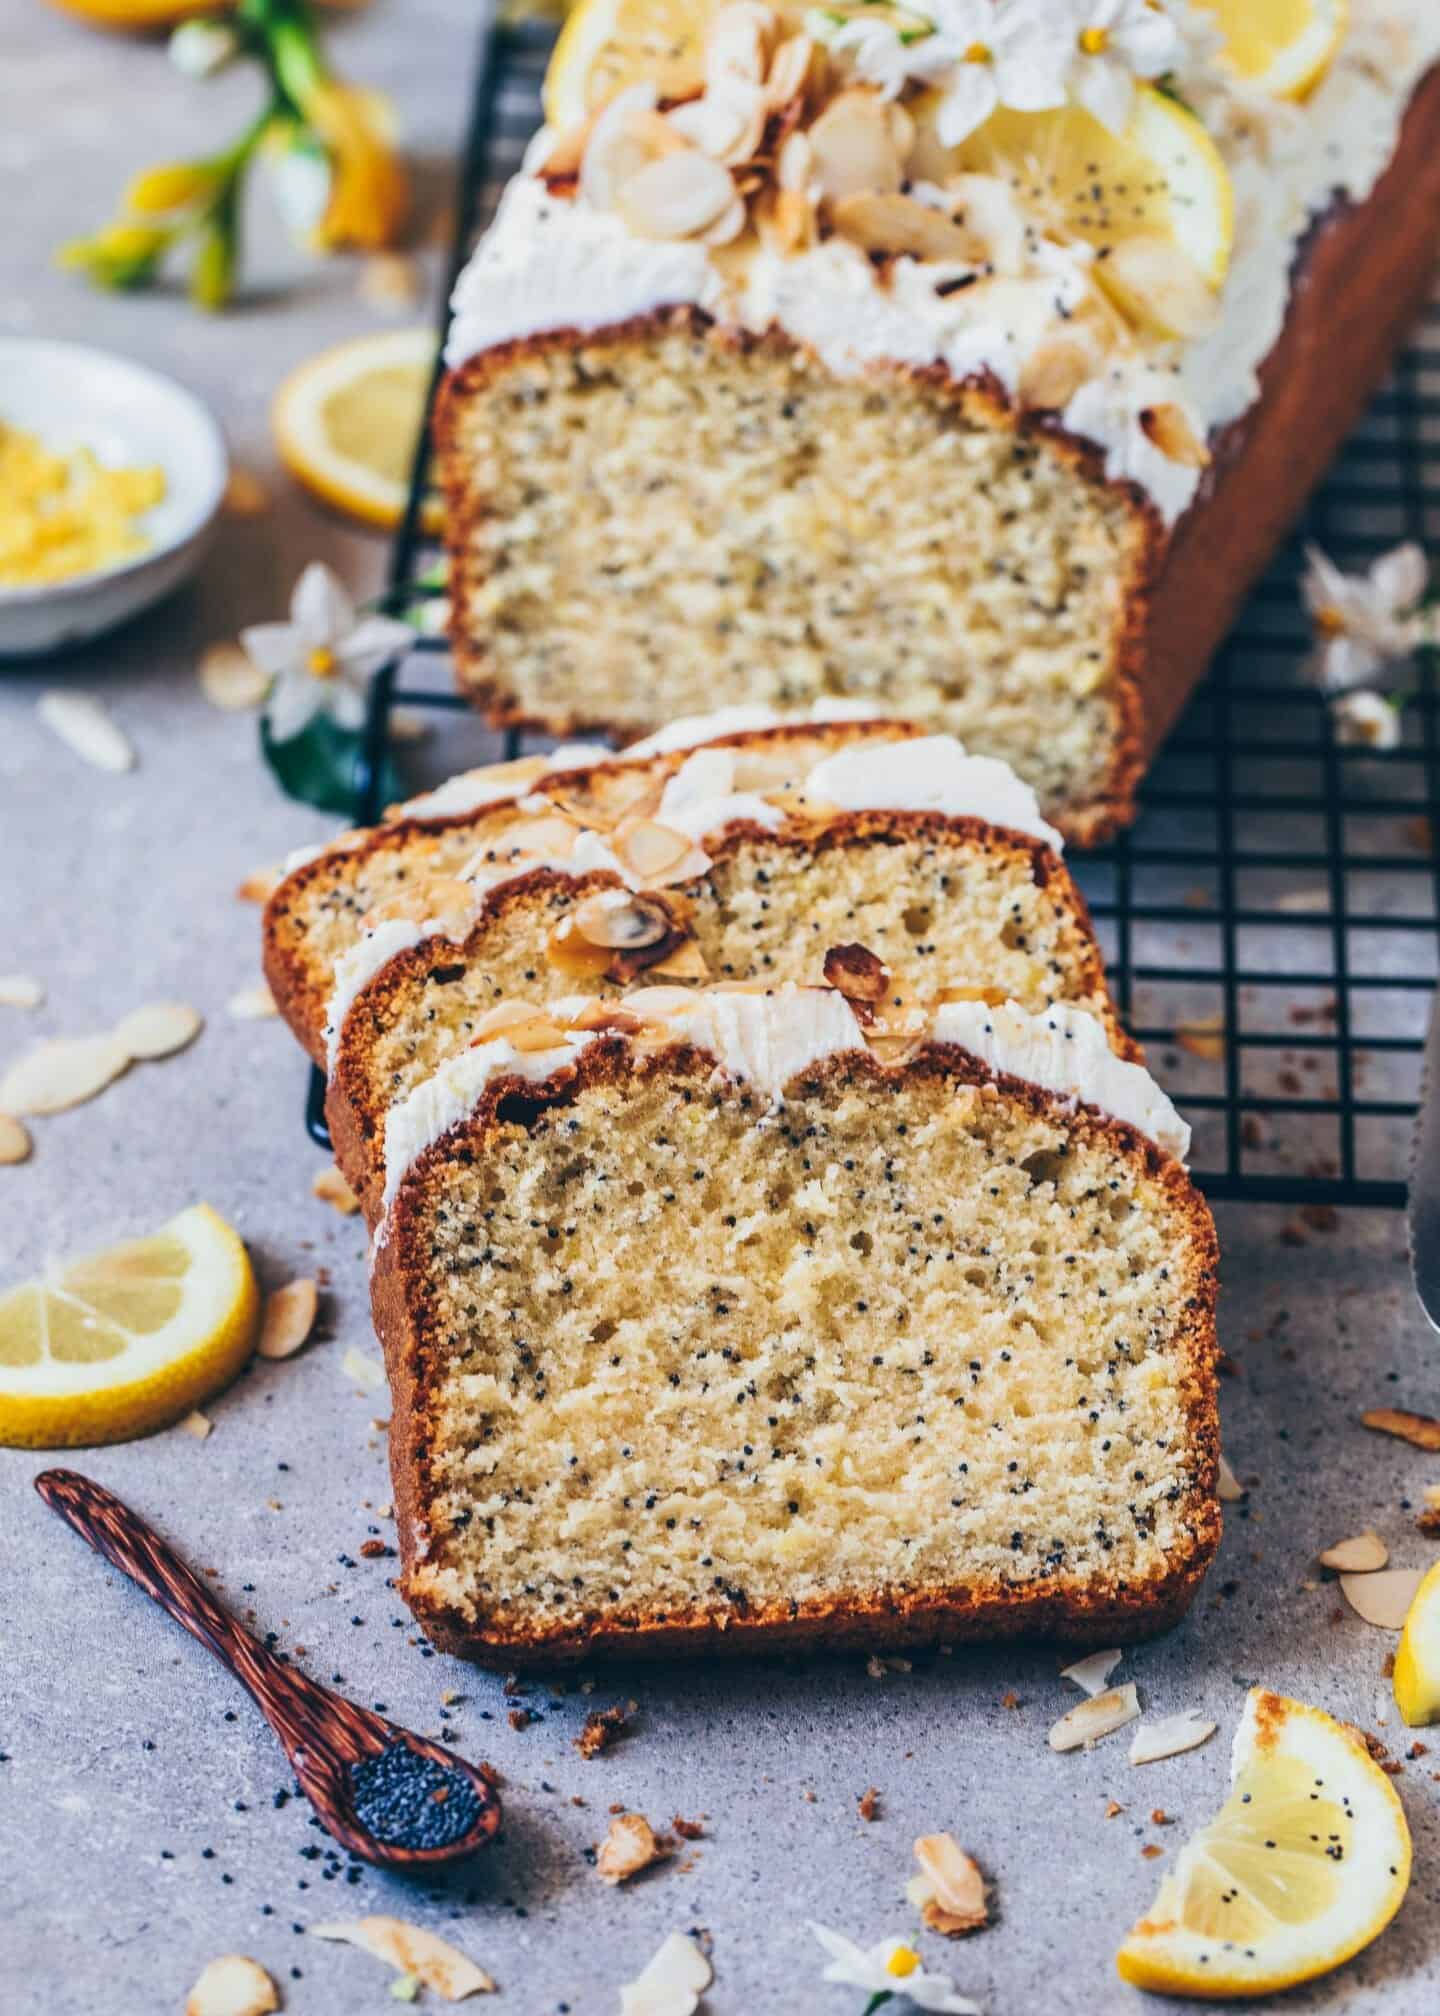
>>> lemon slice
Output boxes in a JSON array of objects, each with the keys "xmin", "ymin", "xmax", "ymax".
[
  {"xmin": 1394, "ymin": 1559, "xmax": 1440, "ymax": 1726},
  {"xmin": 272, "ymin": 328, "xmax": 443, "ymax": 535},
  {"xmin": 544, "ymin": 0, "xmax": 713, "ymax": 130},
  {"xmin": 1116, "ymin": 1688, "xmax": 1411, "ymax": 1999},
  {"xmin": 0, "ymin": 1204, "xmax": 259, "ymax": 1449},
  {"xmin": 1191, "ymin": 0, "xmax": 1348, "ymax": 101},
  {"xmin": 949, "ymin": 84, "xmax": 1233, "ymax": 339}
]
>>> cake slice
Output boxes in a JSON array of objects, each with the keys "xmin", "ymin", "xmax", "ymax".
[
  {"xmin": 324, "ymin": 734, "xmax": 1131, "ymax": 1213},
  {"xmin": 262, "ymin": 710, "xmax": 915, "ymax": 1062},
  {"xmin": 371, "ymin": 984, "xmax": 1218, "ymax": 1666}
]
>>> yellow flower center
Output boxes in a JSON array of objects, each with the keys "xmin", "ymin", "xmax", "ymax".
[
  {"xmin": 308, "ymin": 645, "xmax": 339, "ymax": 679},
  {"xmin": 963, "ymin": 40, "xmax": 992, "ymax": 62},
  {"xmin": 1079, "ymin": 26, "xmax": 1110, "ymax": 54},
  {"xmin": 1314, "ymin": 605, "xmax": 1348, "ymax": 638},
  {"xmin": 886, "ymin": 1946, "xmax": 921, "ymax": 1980}
]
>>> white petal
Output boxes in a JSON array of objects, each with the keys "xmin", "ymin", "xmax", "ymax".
[
  {"xmin": 1320, "ymin": 633, "xmax": 1388, "ymax": 693},
  {"xmin": 1301, "ymin": 543, "xmax": 1351, "ymax": 618},
  {"xmin": 237, "ymin": 621, "xmax": 300, "ymax": 682},
  {"xmin": 335, "ymin": 614, "xmax": 414, "ymax": 679},
  {"xmin": 1073, "ymin": 56, "xmax": 1135, "ymax": 134},
  {"xmin": 935, "ymin": 64, "xmax": 999, "ymax": 146},
  {"xmin": 808, "ymin": 1922, "xmax": 886, "ymax": 1990},
  {"xmin": 264, "ymin": 670, "xmax": 322, "ymax": 743},
  {"xmin": 1370, "ymin": 541, "xmax": 1428, "ymax": 616},
  {"xmin": 291, "ymin": 561, "xmax": 355, "ymax": 650},
  {"xmin": 1333, "ymin": 690, "xmax": 1401, "ymax": 750},
  {"xmin": 326, "ymin": 676, "xmax": 369, "ymax": 732}
]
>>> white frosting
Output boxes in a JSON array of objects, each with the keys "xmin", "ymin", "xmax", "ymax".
[
  {"xmin": 445, "ymin": 3, "xmax": 1440, "ymax": 523},
  {"xmin": 325, "ymin": 918, "xmax": 428, "ymax": 1068},
  {"xmin": 624, "ymin": 697, "xmax": 884, "ymax": 758},
  {"xmin": 933, "ymin": 998, "xmax": 1190, "ymax": 1161},
  {"xmin": 804, "ymin": 734, "xmax": 1064, "ymax": 851},
  {"xmin": 397, "ymin": 744, "xmax": 607, "ymax": 822},
  {"xmin": 656, "ymin": 749, "xmax": 785, "ymax": 839},
  {"xmin": 663, "ymin": 984, "xmax": 868, "ymax": 1100}
]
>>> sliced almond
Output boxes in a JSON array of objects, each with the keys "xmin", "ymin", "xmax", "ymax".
[
  {"xmin": 596, "ymin": 1810, "xmax": 670, "ymax": 1885},
  {"xmin": 667, "ymin": 87, "xmax": 767, "ymax": 167},
  {"xmin": 236, "ymin": 865, "xmax": 284, "ymax": 904},
  {"xmin": 1102, "ymin": 233, "xmax": 1218, "ymax": 339},
  {"xmin": 360, "ymin": 252, "xmax": 422, "ymax": 309},
  {"xmin": 473, "ymin": 999, "xmax": 545, "ymax": 1040},
  {"xmin": 489, "ymin": 811, "xmax": 583, "ymax": 862},
  {"xmin": 199, "ymin": 642, "xmax": 269, "ymax": 711},
  {"xmin": 228, "ymin": 983, "xmax": 279, "ymax": 1021},
  {"xmin": 1216, "ymin": 1453, "xmax": 1246, "ymax": 1502},
  {"xmin": 832, "ymin": 191, "xmax": 986, "ymax": 265},
  {"xmin": 545, "ymin": 916, "xmax": 617, "ymax": 980},
  {"xmin": 313, "ymin": 1164, "xmax": 360, "ymax": 1215},
  {"xmin": 341, "ymin": 1347, "xmax": 387, "ymax": 1392},
  {"xmin": 1340, "ymin": 1566, "xmax": 1426, "ymax": 1629},
  {"xmin": 699, "ymin": 189, "xmax": 748, "ymax": 246},
  {"xmin": 258, "ymin": 1277, "xmax": 319, "ymax": 1360},
  {"xmin": 611, "ymin": 817, "xmax": 706, "ymax": 887},
  {"xmin": 567, "ymin": 1001, "xmax": 648, "ymax": 1035},
  {"xmin": 0, "ymin": 975, "xmax": 44, "ymax": 1010},
  {"xmin": 1319, "ymin": 1531, "xmax": 1388, "ymax": 1574},
  {"xmin": 1059, "ymin": 1648, "xmax": 1122, "ymax": 1698},
  {"xmin": 185, "ymin": 1953, "xmax": 279, "ymax": 2016},
  {"xmin": 581, "ymin": 90, "xmax": 681, "ymax": 212},
  {"xmin": 499, "ymin": 1012, "xmax": 572, "ymax": 1054},
  {"xmin": 0, "ymin": 1033, "xmax": 130, "ymax": 1115},
  {"xmin": 114, "ymin": 1001, "xmax": 203, "ymax": 1062},
  {"xmin": 808, "ymin": 88, "xmax": 903, "ymax": 204},
  {"xmin": 309, "ymin": 1918, "xmax": 495, "ymax": 1998},
  {"xmin": 823, "ymin": 942, "xmax": 889, "ymax": 1008},
  {"xmin": 704, "ymin": 0, "xmax": 775, "ymax": 88},
  {"xmin": 910, "ymin": 1833, "xmax": 987, "ymax": 1936},
  {"xmin": 0, "ymin": 1113, "xmax": 32, "ymax": 1165},
  {"xmin": 619, "ymin": 1934, "xmax": 711, "ymax": 2016},
  {"xmin": 1362, "ymin": 1407, "xmax": 1440, "ymax": 1451},
  {"xmin": 765, "ymin": 31, "xmax": 817, "ymax": 110},
  {"xmin": 612, "ymin": 986, "xmax": 698, "ymax": 1021},
  {"xmin": 572, "ymin": 890, "xmax": 674, "ymax": 951},
  {"xmin": 1141, "ymin": 402, "xmax": 1210, "ymax": 469},
  {"xmin": 37, "ymin": 691, "xmax": 135, "ymax": 774},
  {"xmin": 1048, "ymin": 1682, "xmax": 1140, "ymax": 1753},
  {"xmin": 222, "ymin": 467, "xmax": 271, "ymax": 519},
  {"xmin": 364, "ymin": 879, "xmax": 476, "ymax": 931},
  {"xmin": 540, "ymin": 112, "xmax": 599, "ymax": 181},
  {"xmin": 1019, "ymin": 336, "xmax": 1096, "ymax": 412},
  {"xmin": 647, "ymin": 938, "xmax": 710, "ymax": 982},
  {"xmin": 619, "ymin": 149, "xmax": 737, "ymax": 242},
  {"xmin": 762, "ymin": 183, "xmax": 818, "ymax": 255},
  {"xmin": 179, "ymin": 1409, "xmax": 214, "ymax": 1440},
  {"xmin": 1128, "ymin": 1710, "xmax": 1216, "ymax": 1765},
  {"xmin": 1174, "ymin": 1015, "xmax": 1225, "ymax": 1061},
  {"xmin": 776, "ymin": 129, "xmax": 814, "ymax": 194},
  {"xmin": 935, "ymin": 983, "xmax": 1008, "ymax": 1008}
]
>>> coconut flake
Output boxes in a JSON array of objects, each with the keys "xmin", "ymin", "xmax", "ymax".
[
  {"xmin": 1341, "ymin": 1567, "xmax": 1426, "ymax": 1629},
  {"xmin": 37, "ymin": 691, "xmax": 135, "ymax": 773},
  {"xmin": 185, "ymin": 1954, "xmax": 279, "ymax": 2016},
  {"xmin": 0, "ymin": 1034, "xmax": 130, "ymax": 1115},
  {"xmin": 115, "ymin": 1001, "xmax": 203, "ymax": 1062},
  {"xmin": 1128, "ymin": 1711, "xmax": 1216, "ymax": 1765},
  {"xmin": 309, "ymin": 1919, "xmax": 495, "ymax": 1999},
  {"xmin": 619, "ymin": 1932, "xmax": 712, "ymax": 2016},
  {"xmin": 0, "ymin": 975, "xmax": 44, "ymax": 1010},
  {"xmin": 1060, "ymin": 1648, "xmax": 1122, "ymax": 1698},
  {"xmin": 257, "ymin": 1278, "xmax": 319, "ymax": 1360},
  {"xmin": 1048, "ymin": 1683, "xmax": 1140, "ymax": 1752},
  {"xmin": 1319, "ymin": 1532, "xmax": 1389, "ymax": 1574}
]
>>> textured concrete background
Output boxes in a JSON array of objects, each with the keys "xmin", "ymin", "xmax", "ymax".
[{"xmin": 5, "ymin": 6, "xmax": 1440, "ymax": 2013}]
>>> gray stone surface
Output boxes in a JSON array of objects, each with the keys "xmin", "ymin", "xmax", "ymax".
[{"xmin": 4, "ymin": 7, "xmax": 1440, "ymax": 2013}]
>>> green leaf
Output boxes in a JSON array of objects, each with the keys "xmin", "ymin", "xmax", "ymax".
[
  {"xmin": 862, "ymin": 1995, "xmax": 895, "ymax": 2016},
  {"xmin": 260, "ymin": 712, "xmax": 397, "ymax": 815}
]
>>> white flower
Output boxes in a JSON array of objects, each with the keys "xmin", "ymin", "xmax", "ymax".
[
  {"xmin": 1057, "ymin": 0, "xmax": 1182, "ymax": 133},
  {"xmin": 815, "ymin": 13, "xmax": 952, "ymax": 101},
  {"xmin": 242, "ymin": 563, "xmax": 414, "ymax": 743},
  {"xmin": 168, "ymin": 18, "xmax": 240, "ymax": 79},
  {"xmin": 268, "ymin": 138, "xmax": 333, "ymax": 242},
  {"xmin": 813, "ymin": 0, "xmax": 1064, "ymax": 135},
  {"xmin": 808, "ymin": 1922, "xmax": 982, "ymax": 2013},
  {"xmin": 1302, "ymin": 541, "xmax": 1431, "ymax": 692},
  {"xmin": 1332, "ymin": 690, "xmax": 1402, "ymax": 751}
]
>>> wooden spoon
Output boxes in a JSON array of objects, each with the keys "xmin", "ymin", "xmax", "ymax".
[{"xmin": 35, "ymin": 1468, "xmax": 502, "ymax": 1868}]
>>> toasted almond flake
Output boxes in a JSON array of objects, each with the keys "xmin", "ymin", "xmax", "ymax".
[
  {"xmin": 309, "ymin": 1918, "xmax": 494, "ymax": 1999},
  {"xmin": 1103, "ymin": 233, "xmax": 1218, "ymax": 338},
  {"xmin": 236, "ymin": 865, "xmax": 284, "ymax": 905},
  {"xmin": 313, "ymin": 1164, "xmax": 360, "ymax": 1215},
  {"xmin": 0, "ymin": 975, "xmax": 44, "ymax": 1010},
  {"xmin": 1128, "ymin": 1710, "xmax": 1216, "ymax": 1765},
  {"xmin": 765, "ymin": 31, "xmax": 816, "ymax": 109},
  {"xmin": 823, "ymin": 942, "xmax": 889, "ymax": 1007},
  {"xmin": 1060, "ymin": 1648, "xmax": 1122, "ymax": 1698},
  {"xmin": 597, "ymin": 1811, "xmax": 670, "ymax": 1884},
  {"xmin": 0, "ymin": 1113, "xmax": 32, "ymax": 1164},
  {"xmin": 185, "ymin": 1954, "xmax": 279, "ymax": 2016},
  {"xmin": 228, "ymin": 983, "xmax": 279, "ymax": 1021},
  {"xmin": 667, "ymin": 90, "xmax": 767, "ymax": 169},
  {"xmin": 1141, "ymin": 402, "xmax": 1210, "ymax": 469},
  {"xmin": 541, "ymin": 112, "xmax": 599, "ymax": 180},
  {"xmin": 387, "ymin": 707, "xmax": 430, "ymax": 746},
  {"xmin": 179, "ymin": 1409, "xmax": 213, "ymax": 1440},
  {"xmin": 619, "ymin": 150, "xmax": 737, "ymax": 241},
  {"xmin": 777, "ymin": 130, "xmax": 813, "ymax": 193},
  {"xmin": 618, "ymin": 986, "xmax": 698, "ymax": 1021},
  {"xmin": 612, "ymin": 816, "xmax": 707, "ymax": 886},
  {"xmin": 37, "ymin": 691, "xmax": 135, "ymax": 773},
  {"xmin": 647, "ymin": 939, "xmax": 710, "ymax": 982},
  {"xmin": 1341, "ymin": 1567, "xmax": 1425, "ymax": 1629},
  {"xmin": 490, "ymin": 811, "xmax": 582, "ymax": 861},
  {"xmin": 704, "ymin": 0, "xmax": 773, "ymax": 87},
  {"xmin": 258, "ymin": 1278, "xmax": 319, "ymax": 1360},
  {"xmin": 1216, "ymin": 1453, "xmax": 1246, "ymax": 1502},
  {"xmin": 366, "ymin": 879, "xmax": 476, "ymax": 932},
  {"xmin": 199, "ymin": 642, "xmax": 269, "ymax": 711},
  {"xmin": 1362, "ymin": 1407, "xmax": 1440, "ymax": 1451},
  {"xmin": 473, "ymin": 998, "xmax": 545, "ymax": 1040},
  {"xmin": 1174, "ymin": 1015, "xmax": 1226, "ymax": 1060},
  {"xmin": 0, "ymin": 1033, "xmax": 130, "ymax": 1115},
  {"xmin": 360, "ymin": 253, "xmax": 422, "ymax": 308},
  {"xmin": 342, "ymin": 1347, "xmax": 387, "ymax": 1392},
  {"xmin": 910, "ymin": 1833, "xmax": 987, "ymax": 1937},
  {"xmin": 114, "ymin": 1001, "xmax": 203, "ymax": 1062},
  {"xmin": 832, "ymin": 191, "xmax": 987, "ymax": 264},
  {"xmin": 1319, "ymin": 1531, "xmax": 1388, "ymax": 1573},
  {"xmin": 572, "ymin": 890, "xmax": 673, "ymax": 951},
  {"xmin": 223, "ymin": 467, "xmax": 270, "ymax": 518},
  {"xmin": 761, "ymin": 183, "xmax": 818, "ymax": 255},
  {"xmin": 808, "ymin": 88, "xmax": 903, "ymax": 203},
  {"xmin": 1048, "ymin": 1682, "xmax": 1140, "ymax": 1753},
  {"xmin": 501, "ymin": 1012, "xmax": 572, "ymax": 1055},
  {"xmin": 1019, "ymin": 335, "xmax": 1097, "ymax": 411},
  {"xmin": 619, "ymin": 1931, "xmax": 712, "ymax": 2016}
]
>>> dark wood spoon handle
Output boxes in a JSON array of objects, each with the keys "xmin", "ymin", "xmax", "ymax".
[{"xmin": 34, "ymin": 1467, "xmax": 338, "ymax": 1755}]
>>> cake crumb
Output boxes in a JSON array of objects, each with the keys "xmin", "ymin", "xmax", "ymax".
[
  {"xmin": 576, "ymin": 1703, "xmax": 632, "ymax": 1758},
  {"xmin": 1141, "ymin": 1844, "xmax": 1165, "ymax": 1860},
  {"xmin": 507, "ymin": 1708, "xmax": 531, "ymax": 1732},
  {"xmin": 671, "ymin": 1815, "xmax": 706, "ymax": 1840},
  {"xmin": 1104, "ymin": 1800, "xmax": 1124, "ymax": 1819},
  {"xmin": 858, "ymin": 1786, "xmax": 881, "ymax": 1823},
  {"xmin": 596, "ymin": 1812, "xmax": 670, "ymax": 1885}
]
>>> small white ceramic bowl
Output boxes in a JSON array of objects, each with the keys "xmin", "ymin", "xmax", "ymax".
[{"xmin": 0, "ymin": 337, "xmax": 229, "ymax": 659}]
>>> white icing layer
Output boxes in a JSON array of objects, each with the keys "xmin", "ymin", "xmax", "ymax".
[
  {"xmin": 804, "ymin": 734, "xmax": 1064, "ymax": 851},
  {"xmin": 397, "ymin": 744, "xmax": 607, "ymax": 822},
  {"xmin": 325, "ymin": 918, "xmax": 427, "ymax": 1069},
  {"xmin": 445, "ymin": 4, "xmax": 1440, "ymax": 523},
  {"xmin": 624, "ymin": 698, "xmax": 885, "ymax": 758},
  {"xmin": 933, "ymin": 998, "xmax": 1190, "ymax": 1161},
  {"xmin": 663, "ymin": 984, "xmax": 868, "ymax": 1100}
]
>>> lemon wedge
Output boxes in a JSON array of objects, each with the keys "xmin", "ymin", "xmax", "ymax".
[
  {"xmin": 1394, "ymin": 1559, "xmax": 1440, "ymax": 1727},
  {"xmin": 1190, "ymin": 0, "xmax": 1348, "ymax": 102},
  {"xmin": 272, "ymin": 327, "xmax": 443, "ymax": 535},
  {"xmin": 544, "ymin": 0, "xmax": 713, "ymax": 130},
  {"xmin": 1116, "ymin": 1688, "xmax": 1411, "ymax": 1999},
  {"xmin": 950, "ymin": 84, "xmax": 1233, "ymax": 340},
  {"xmin": 0, "ymin": 1204, "xmax": 259, "ymax": 1448}
]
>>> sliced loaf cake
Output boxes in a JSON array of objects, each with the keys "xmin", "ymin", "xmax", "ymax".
[
  {"xmin": 372, "ymin": 984, "xmax": 1218, "ymax": 1666},
  {"xmin": 324, "ymin": 735, "xmax": 1131, "ymax": 1214}
]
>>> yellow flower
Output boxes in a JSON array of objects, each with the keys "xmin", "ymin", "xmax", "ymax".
[
  {"xmin": 302, "ymin": 77, "xmax": 409, "ymax": 251},
  {"xmin": 123, "ymin": 158, "xmax": 222, "ymax": 216},
  {"xmin": 58, "ymin": 220, "xmax": 173, "ymax": 289}
]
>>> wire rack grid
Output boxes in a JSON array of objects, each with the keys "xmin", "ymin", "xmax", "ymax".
[{"xmin": 310, "ymin": 16, "xmax": 1440, "ymax": 1211}]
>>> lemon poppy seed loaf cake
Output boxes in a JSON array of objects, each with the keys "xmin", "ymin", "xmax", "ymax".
[
  {"xmin": 437, "ymin": 0, "xmax": 1440, "ymax": 839},
  {"xmin": 371, "ymin": 985, "xmax": 1218, "ymax": 1665},
  {"xmin": 321, "ymin": 732, "xmax": 1132, "ymax": 1214}
]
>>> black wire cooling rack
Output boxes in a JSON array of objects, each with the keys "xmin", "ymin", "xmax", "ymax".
[{"xmin": 309, "ymin": 15, "xmax": 1440, "ymax": 1211}]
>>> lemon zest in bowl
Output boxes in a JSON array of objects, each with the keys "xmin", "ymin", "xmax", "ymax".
[{"xmin": 0, "ymin": 420, "xmax": 165, "ymax": 588}]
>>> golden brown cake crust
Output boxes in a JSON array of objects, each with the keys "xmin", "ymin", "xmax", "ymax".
[
  {"xmin": 325, "ymin": 807, "xmax": 1138, "ymax": 1216},
  {"xmin": 436, "ymin": 321, "xmax": 1161, "ymax": 847},
  {"xmin": 371, "ymin": 1039, "xmax": 1220, "ymax": 1668}
]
